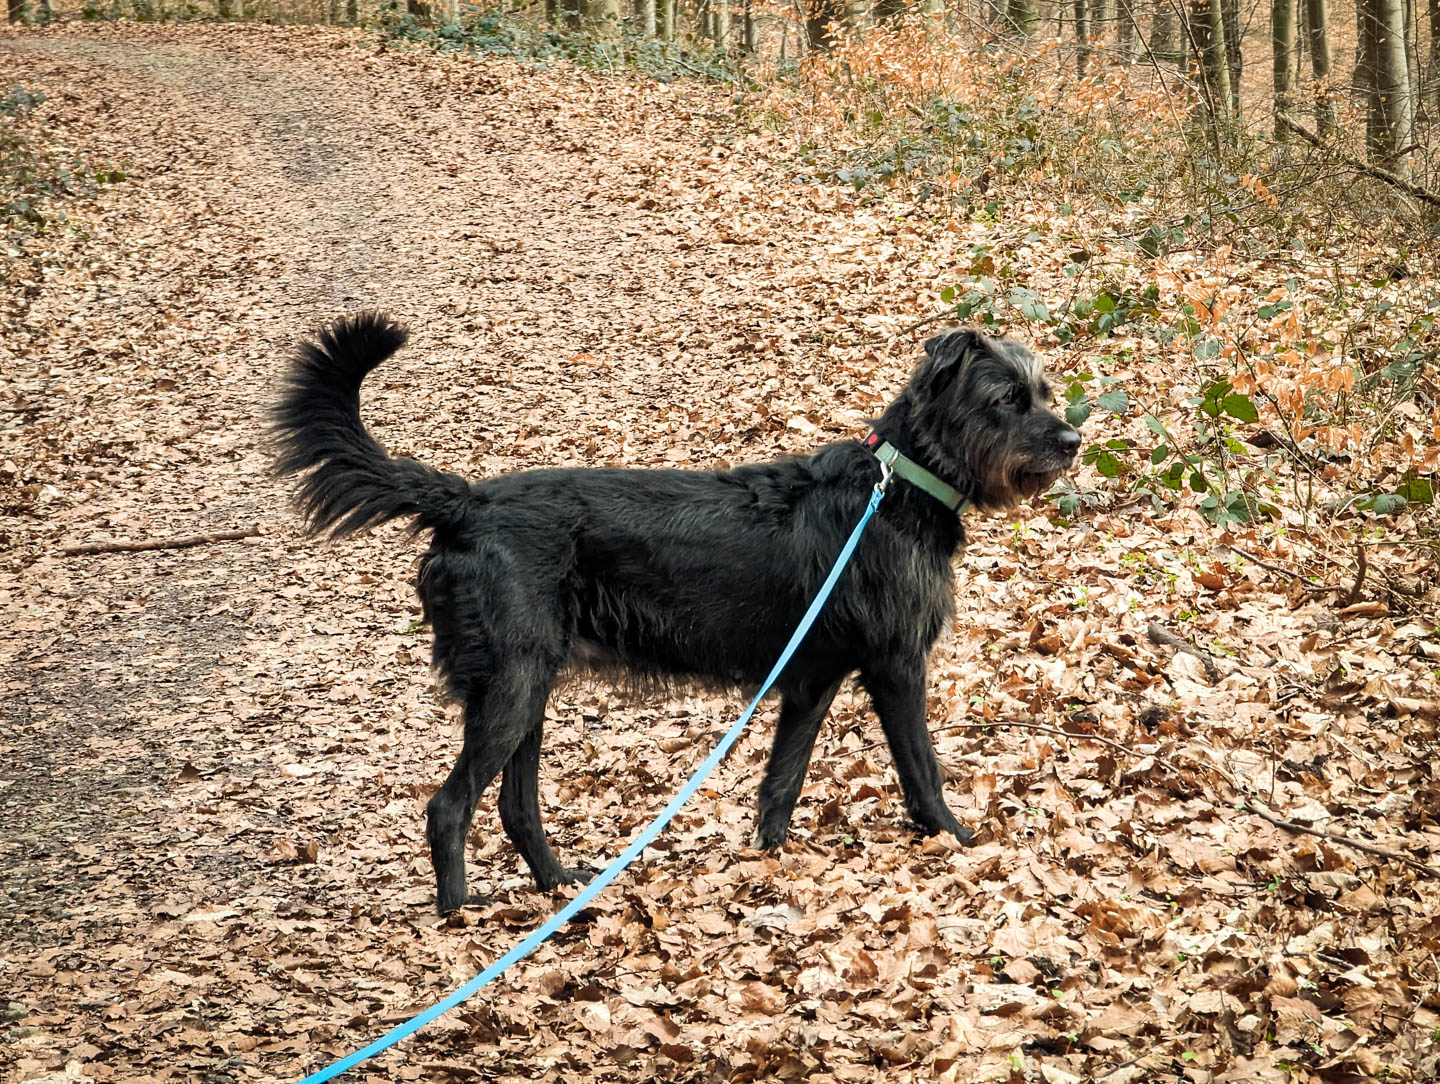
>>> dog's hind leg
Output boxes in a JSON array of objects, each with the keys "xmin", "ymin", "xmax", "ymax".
[
  {"xmin": 498, "ymin": 721, "xmax": 589, "ymax": 891},
  {"xmin": 427, "ymin": 667, "xmax": 553, "ymax": 914},
  {"xmin": 861, "ymin": 661, "xmax": 973, "ymax": 844},
  {"xmin": 753, "ymin": 675, "xmax": 845, "ymax": 849}
]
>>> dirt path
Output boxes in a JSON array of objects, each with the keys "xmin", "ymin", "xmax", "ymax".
[{"xmin": 1, "ymin": 23, "xmax": 883, "ymax": 1083}]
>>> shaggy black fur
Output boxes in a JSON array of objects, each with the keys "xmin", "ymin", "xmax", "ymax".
[{"xmin": 272, "ymin": 313, "xmax": 1080, "ymax": 914}]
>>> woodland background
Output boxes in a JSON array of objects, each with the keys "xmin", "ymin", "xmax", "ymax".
[{"xmin": 2, "ymin": 0, "xmax": 1439, "ymax": 1082}]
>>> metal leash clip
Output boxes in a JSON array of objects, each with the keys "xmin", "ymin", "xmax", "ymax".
[{"xmin": 874, "ymin": 458, "xmax": 894, "ymax": 496}]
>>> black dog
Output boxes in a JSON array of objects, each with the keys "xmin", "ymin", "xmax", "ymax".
[{"xmin": 273, "ymin": 314, "xmax": 1079, "ymax": 914}]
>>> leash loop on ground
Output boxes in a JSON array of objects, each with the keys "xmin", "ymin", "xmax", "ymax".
[{"xmin": 293, "ymin": 481, "xmax": 889, "ymax": 1084}]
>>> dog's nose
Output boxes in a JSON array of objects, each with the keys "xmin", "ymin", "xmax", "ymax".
[{"xmin": 1057, "ymin": 428, "xmax": 1081, "ymax": 457}]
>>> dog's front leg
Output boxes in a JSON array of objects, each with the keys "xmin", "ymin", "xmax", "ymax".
[
  {"xmin": 862, "ymin": 661, "xmax": 973, "ymax": 844},
  {"xmin": 754, "ymin": 675, "xmax": 845, "ymax": 849}
]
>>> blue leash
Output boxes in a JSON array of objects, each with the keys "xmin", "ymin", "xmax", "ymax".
[{"xmin": 294, "ymin": 465, "xmax": 893, "ymax": 1084}]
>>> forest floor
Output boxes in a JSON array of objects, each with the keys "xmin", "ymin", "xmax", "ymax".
[{"xmin": 2, "ymin": 20, "xmax": 1439, "ymax": 1084}]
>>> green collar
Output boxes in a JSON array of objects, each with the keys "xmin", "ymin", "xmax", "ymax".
[{"xmin": 864, "ymin": 434, "xmax": 970, "ymax": 515}]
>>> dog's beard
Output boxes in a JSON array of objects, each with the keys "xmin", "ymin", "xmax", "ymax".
[{"xmin": 1013, "ymin": 467, "xmax": 1065, "ymax": 498}]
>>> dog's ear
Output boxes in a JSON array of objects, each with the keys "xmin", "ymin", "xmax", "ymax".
[{"xmin": 919, "ymin": 329, "xmax": 984, "ymax": 395}]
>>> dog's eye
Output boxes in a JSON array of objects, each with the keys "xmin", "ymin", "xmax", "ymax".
[{"xmin": 1002, "ymin": 386, "xmax": 1027, "ymax": 409}]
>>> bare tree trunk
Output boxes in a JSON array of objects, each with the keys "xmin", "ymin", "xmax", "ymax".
[
  {"xmin": 1008, "ymin": 0, "xmax": 1037, "ymax": 33},
  {"xmin": 345, "ymin": 0, "xmax": 358, "ymax": 22},
  {"xmin": 639, "ymin": 0, "xmax": 656, "ymax": 35},
  {"xmin": 715, "ymin": 0, "xmax": 730, "ymax": 46},
  {"xmin": 407, "ymin": 0, "xmax": 432, "ymax": 23},
  {"xmin": 1152, "ymin": 0, "xmax": 1179, "ymax": 59},
  {"xmin": 1273, "ymin": 0, "xmax": 1296, "ymax": 135},
  {"xmin": 1369, "ymin": 0, "xmax": 1415, "ymax": 175},
  {"xmin": 588, "ymin": 0, "xmax": 621, "ymax": 28},
  {"xmin": 1430, "ymin": 0, "xmax": 1440, "ymax": 112},
  {"xmin": 1117, "ymin": 0, "xmax": 1138, "ymax": 59},
  {"xmin": 807, "ymin": 0, "xmax": 841, "ymax": 48},
  {"xmin": 743, "ymin": 0, "xmax": 756, "ymax": 49},
  {"xmin": 217, "ymin": 0, "xmax": 236, "ymax": 16},
  {"xmin": 1193, "ymin": 0, "xmax": 1235, "ymax": 115},
  {"xmin": 1075, "ymin": 0, "xmax": 1092, "ymax": 75},
  {"xmin": 1403, "ymin": 0, "xmax": 1420, "ymax": 113},
  {"xmin": 1221, "ymin": 0, "xmax": 1242, "ymax": 111},
  {"xmin": 5, "ymin": 0, "xmax": 22, "ymax": 21},
  {"xmin": 660, "ymin": 0, "xmax": 674, "ymax": 38},
  {"xmin": 1095, "ymin": 0, "xmax": 1113, "ymax": 49},
  {"xmin": 1306, "ymin": 0, "xmax": 1336, "ymax": 135}
]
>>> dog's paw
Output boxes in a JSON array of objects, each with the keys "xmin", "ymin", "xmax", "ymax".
[
  {"xmin": 922, "ymin": 813, "xmax": 975, "ymax": 845},
  {"xmin": 752, "ymin": 826, "xmax": 787, "ymax": 851}
]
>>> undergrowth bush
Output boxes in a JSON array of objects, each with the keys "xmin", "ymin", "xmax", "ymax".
[
  {"xmin": 1, "ymin": 85, "xmax": 123, "ymax": 249},
  {"xmin": 750, "ymin": 19, "xmax": 1437, "ymax": 533},
  {"xmin": 378, "ymin": 5, "xmax": 740, "ymax": 83}
]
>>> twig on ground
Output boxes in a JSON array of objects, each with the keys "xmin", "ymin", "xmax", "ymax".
[
  {"xmin": 1146, "ymin": 620, "xmax": 1220, "ymax": 684},
  {"xmin": 864, "ymin": 309, "xmax": 953, "ymax": 345},
  {"xmin": 1225, "ymin": 543, "xmax": 1304, "ymax": 581},
  {"xmin": 59, "ymin": 525, "xmax": 262, "ymax": 557},
  {"xmin": 1240, "ymin": 800, "xmax": 1439, "ymax": 880}
]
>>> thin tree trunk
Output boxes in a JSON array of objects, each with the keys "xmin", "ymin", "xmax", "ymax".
[
  {"xmin": 660, "ymin": 0, "xmax": 673, "ymax": 38},
  {"xmin": 743, "ymin": 0, "xmax": 756, "ymax": 49},
  {"xmin": 1117, "ymin": 0, "xmax": 1138, "ymax": 59},
  {"xmin": 807, "ymin": 0, "xmax": 841, "ymax": 48},
  {"xmin": 1221, "ymin": 0, "xmax": 1242, "ymax": 112},
  {"xmin": 1193, "ymin": 0, "xmax": 1235, "ymax": 114},
  {"xmin": 1008, "ymin": 0, "xmax": 1037, "ymax": 33},
  {"xmin": 1403, "ymin": 0, "xmax": 1420, "ymax": 113},
  {"xmin": 1430, "ymin": 0, "xmax": 1440, "ymax": 112},
  {"xmin": 1307, "ymin": 0, "xmax": 1336, "ymax": 135},
  {"xmin": 5, "ymin": 0, "xmax": 22, "ymax": 20},
  {"xmin": 715, "ymin": 0, "xmax": 730, "ymax": 45},
  {"xmin": 639, "ymin": 0, "xmax": 655, "ymax": 35},
  {"xmin": 345, "ymin": 0, "xmax": 357, "ymax": 21},
  {"xmin": 1075, "ymin": 0, "xmax": 1091, "ymax": 75},
  {"xmin": 1371, "ymin": 0, "xmax": 1415, "ymax": 176},
  {"xmin": 1273, "ymin": 0, "xmax": 1296, "ymax": 135},
  {"xmin": 1095, "ymin": 0, "xmax": 1113, "ymax": 48},
  {"xmin": 1152, "ymin": 1, "xmax": 1178, "ymax": 60}
]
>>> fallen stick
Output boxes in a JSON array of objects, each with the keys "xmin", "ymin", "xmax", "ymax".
[
  {"xmin": 59, "ymin": 525, "xmax": 261, "ymax": 557},
  {"xmin": 1146, "ymin": 620, "xmax": 1220, "ymax": 684},
  {"xmin": 1239, "ymin": 799, "xmax": 1439, "ymax": 880},
  {"xmin": 1275, "ymin": 114, "xmax": 1440, "ymax": 209}
]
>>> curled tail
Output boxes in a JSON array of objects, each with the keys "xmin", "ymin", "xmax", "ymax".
[{"xmin": 272, "ymin": 311, "xmax": 475, "ymax": 538}]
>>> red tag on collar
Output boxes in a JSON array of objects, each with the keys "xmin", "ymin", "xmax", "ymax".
[{"xmin": 865, "ymin": 432, "xmax": 880, "ymax": 447}]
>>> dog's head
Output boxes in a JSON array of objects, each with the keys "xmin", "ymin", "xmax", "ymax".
[{"xmin": 904, "ymin": 329, "xmax": 1080, "ymax": 510}]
